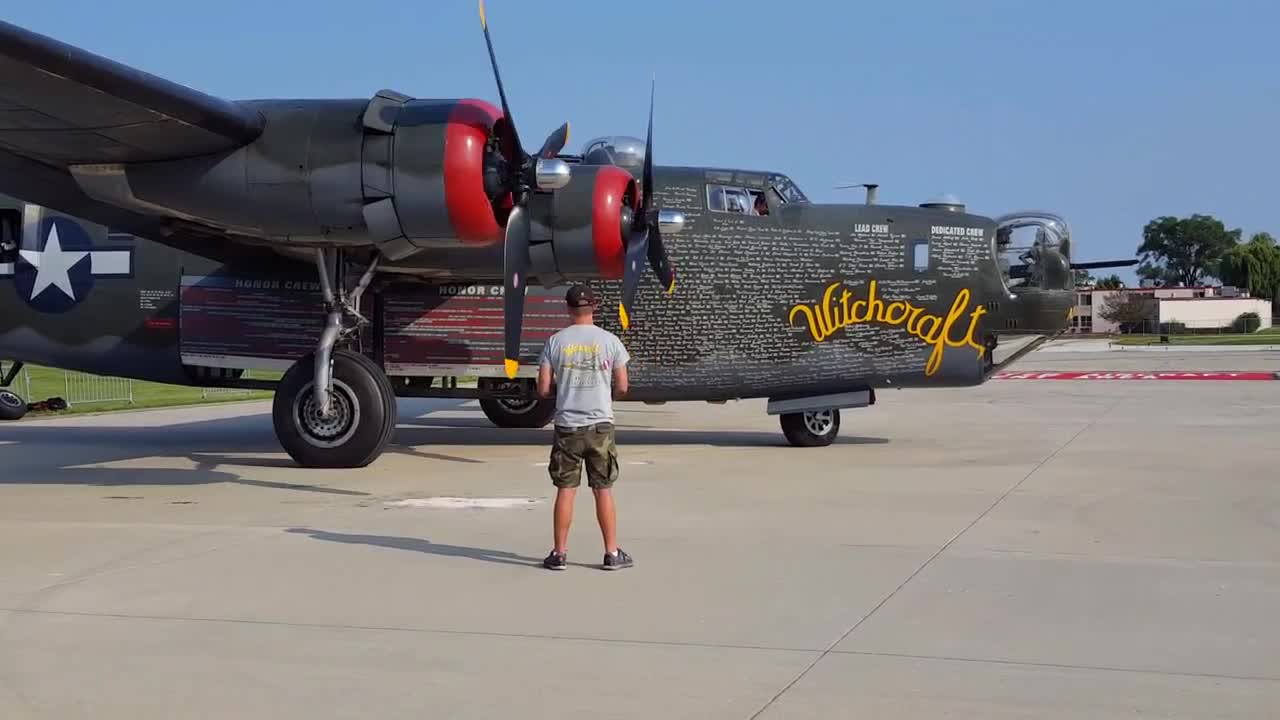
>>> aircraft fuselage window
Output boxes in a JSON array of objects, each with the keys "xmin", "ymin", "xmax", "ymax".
[
  {"xmin": 706, "ymin": 184, "xmax": 770, "ymax": 216},
  {"xmin": 706, "ymin": 185, "xmax": 726, "ymax": 211},
  {"xmin": 724, "ymin": 187, "xmax": 750, "ymax": 214},
  {"xmin": 912, "ymin": 240, "xmax": 929, "ymax": 272},
  {"xmin": 0, "ymin": 209, "xmax": 19, "ymax": 263}
]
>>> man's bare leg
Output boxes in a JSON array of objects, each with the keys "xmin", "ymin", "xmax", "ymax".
[
  {"xmin": 593, "ymin": 487, "xmax": 617, "ymax": 555},
  {"xmin": 553, "ymin": 487, "xmax": 576, "ymax": 554}
]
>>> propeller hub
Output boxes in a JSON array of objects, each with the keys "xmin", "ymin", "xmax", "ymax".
[
  {"xmin": 619, "ymin": 205, "xmax": 635, "ymax": 238},
  {"xmin": 657, "ymin": 209, "xmax": 686, "ymax": 235},
  {"xmin": 535, "ymin": 158, "xmax": 572, "ymax": 191}
]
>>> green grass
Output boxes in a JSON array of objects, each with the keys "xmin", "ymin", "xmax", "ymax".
[
  {"xmin": 7, "ymin": 365, "xmax": 483, "ymax": 418},
  {"xmin": 1112, "ymin": 328, "xmax": 1280, "ymax": 346},
  {"xmin": 12, "ymin": 365, "xmax": 275, "ymax": 417}
]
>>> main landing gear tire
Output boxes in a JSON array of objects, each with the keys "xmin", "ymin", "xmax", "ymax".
[
  {"xmin": 479, "ymin": 396, "xmax": 556, "ymax": 429},
  {"xmin": 780, "ymin": 409, "xmax": 840, "ymax": 447},
  {"xmin": 272, "ymin": 349, "xmax": 397, "ymax": 468},
  {"xmin": 0, "ymin": 389, "xmax": 27, "ymax": 421}
]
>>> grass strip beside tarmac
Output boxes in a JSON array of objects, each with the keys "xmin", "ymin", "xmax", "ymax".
[{"xmin": 1111, "ymin": 327, "xmax": 1280, "ymax": 346}]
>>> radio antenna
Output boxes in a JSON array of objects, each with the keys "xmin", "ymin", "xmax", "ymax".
[{"xmin": 836, "ymin": 182, "xmax": 878, "ymax": 205}]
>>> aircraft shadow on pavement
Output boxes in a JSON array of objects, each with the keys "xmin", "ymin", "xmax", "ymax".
[
  {"xmin": 394, "ymin": 417, "xmax": 890, "ymax": 448},
  {"xmin": 285, "ymin": 528, "xmax": 546, "ymax": 568},
  {"xmin": 0, "ymin": 408, "xmax": 890, "ymax": 485},
  {"xmin": 0, "ymin": 416, "xmax": 370, "ymax": 496}
]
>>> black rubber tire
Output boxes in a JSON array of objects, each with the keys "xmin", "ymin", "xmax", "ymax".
[
  {"xmin": 780, "ymin": 409, "xmax": 840, "ymax": 447},
  {"xmin": 0, "ymin": 389, "xmax": 27, "ymax": 421},
  {"xmin": 479, "ymin": 396, "xmax": 556, "ymax": 428},
  {"xmin": 272, "ymin": 349, "xmax": 397, "ymax": 468}
]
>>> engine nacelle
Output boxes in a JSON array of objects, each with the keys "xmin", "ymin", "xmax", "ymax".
[
  {"xmin": 67, "ymin": 93, "xmax": 510, "ymax": 259},
  {"xmin": 360, "ymin": 92, "xmax": 508, "ymax": 255},
  {"xmin": 525, "ymin": 165, "xmax": 638, "ymax": 284}
]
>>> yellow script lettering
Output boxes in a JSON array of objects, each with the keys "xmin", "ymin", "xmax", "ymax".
[{"xmin": 787, "ymin": 280, "xmax": 988, "ymax": 376}]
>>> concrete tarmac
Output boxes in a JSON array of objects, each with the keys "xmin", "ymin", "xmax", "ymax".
[{"xmin": 2, "ymin": 349, "xmax": 1279, "ymax": 718}]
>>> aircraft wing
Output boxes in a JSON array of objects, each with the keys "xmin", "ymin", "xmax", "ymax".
[{"xmin": 0, "ymin": 19, "xmax": 263, "ymax": 167}]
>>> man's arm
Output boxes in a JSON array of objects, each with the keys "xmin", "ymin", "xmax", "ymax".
[
  {"xmin": 536, "ymin": 339, "xmax": 555, "ymax": 400},
  {"xmin": 537, "ymin": 362, "xmax": 554, "ymax": 400},
  {"xmin": 612, "ymin": 363, "xmax": 629, "ymax": 399},
  {"xmin": 611, "ymin": 338, "xmax": 630, "ymax": 399}
]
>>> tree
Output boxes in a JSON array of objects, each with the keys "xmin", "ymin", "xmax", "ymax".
[
  {"xmin": 1099, "ymin": 292, "xmax": 1156, "ymax": 333},
  {"xmin": 1137, "ymin": 214, "xmax": 1241, "ymax": 287},
  {"xmin": 1218, "ymin": 232, "xmax": 1280, "ymax": 306},
  {"xmin": 1095, "ymin": 274, "xmax": 1124, "ymax": 289},
  {"xmin": 1073, "ymin": 269, "xmax": 1094, "ymax": 287}
]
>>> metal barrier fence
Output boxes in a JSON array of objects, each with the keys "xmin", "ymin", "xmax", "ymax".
[{"xmin": 63, "ymin": 371, "xmax": 134, "ymax": 408}]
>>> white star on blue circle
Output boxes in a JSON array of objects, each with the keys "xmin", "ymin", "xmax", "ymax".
[{"xmin": 13, "ymin": 218, "xmax": 95, "ymax": 314}]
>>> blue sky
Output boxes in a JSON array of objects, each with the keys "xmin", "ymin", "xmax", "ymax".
[{"xmin": 8, "ymin": 1, "xmax": 1277, "ymax": 282}]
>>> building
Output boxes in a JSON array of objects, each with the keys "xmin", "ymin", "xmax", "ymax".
[{"xmin": 1071, "ymin": 286, "xmax": 1273, "ymax": 334}]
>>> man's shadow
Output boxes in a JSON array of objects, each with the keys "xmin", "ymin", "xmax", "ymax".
[{"xmin": 285, "ymin": 527, "xmax": 546, "ymax": 568}]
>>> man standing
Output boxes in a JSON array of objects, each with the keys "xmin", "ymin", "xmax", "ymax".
[{"xmin": 536, "ymin": 284, "xmax": 634, "ymax": 572}]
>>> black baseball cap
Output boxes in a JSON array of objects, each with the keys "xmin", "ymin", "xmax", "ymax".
[{"xmin": 565, "ymin": 284, "xmax": 599, "ymax": 308}]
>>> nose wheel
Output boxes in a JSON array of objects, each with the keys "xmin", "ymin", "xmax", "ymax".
[{"xmin": 780, "ymin": 409, "xmax": 840, "ymax": 447}]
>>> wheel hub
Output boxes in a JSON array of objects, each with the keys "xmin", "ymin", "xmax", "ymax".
[
  {"xmin": 497, "ymin": 397, "xmax": 537, "ymax": 413},
  {"xmin": 803, "ymin": 410, "xmax": 834, "ymax": 436},
  {"xmin": 294, "ymin": 379, "xmax": 360, "ymax": 448}
]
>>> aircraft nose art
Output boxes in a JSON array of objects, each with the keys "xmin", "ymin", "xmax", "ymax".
[{"xmin": 1, "ymin": 217, "xmax": 132, "ymax": 314}]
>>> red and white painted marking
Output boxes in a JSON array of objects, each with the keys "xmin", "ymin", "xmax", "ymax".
[{"xmin": 994, "ymin": 371, "xmax": 1279, "ymax": 381}]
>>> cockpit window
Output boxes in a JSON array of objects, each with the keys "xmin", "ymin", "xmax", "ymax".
[
  {"xmin": 707, "ymin": 184, "xmax": 770, "ymax": 216},
  {"xmin": 769, "ymin": 175, "xmax": 808, "ymax": 204},
  {"xmin": 724, "ymin": 187, "xmax": 750, "ymax": 213}
]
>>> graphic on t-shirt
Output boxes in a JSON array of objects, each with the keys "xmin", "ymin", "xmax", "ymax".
[
  {"xmin": 560, "ymin": 342, "xmax": 605, "ymax": 387},
  {"xmin": 541, "ymin": 325, "xmax": 631, "ymax": 427}
]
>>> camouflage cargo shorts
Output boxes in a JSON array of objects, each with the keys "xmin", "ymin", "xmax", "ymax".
[{"xmin": 549, "ymin": 422, "xmax": 618, "ymax": 490}]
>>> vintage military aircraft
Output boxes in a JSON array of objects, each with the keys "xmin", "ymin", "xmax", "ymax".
[{"xmin": 0, "ymin": 7, "xmax": 1133, "ymax": 466}]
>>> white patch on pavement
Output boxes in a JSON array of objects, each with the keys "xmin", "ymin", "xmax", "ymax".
[
  {"xmin": 533, "ymin": 459, "xmax": 654, "ymax": 467},
  {"xmin": 387, "ymin": 497, "xmax": 545, "ymax": 509}
]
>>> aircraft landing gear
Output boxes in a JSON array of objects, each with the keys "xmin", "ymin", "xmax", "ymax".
[
  {"xmin": 480, "ymin": 397, "xmax": 555, "ymax": 428},
  {"xmin": 477, "ymin": 378, "xmax": 555, "ymax": 428},
  {"xmin": 0, "ymin": 388, "xmax": 27, "ymax": 421},
  {"xmin": 780, "ymin": 409, "xmax": 840, "ymax": 447},
  {"xmin": 272, "ymin": 250, "xmax": 395, "ymax": 468},
  {"xmin": 0, "ymin": 361, "xmax": 26, "ymax": 421}
]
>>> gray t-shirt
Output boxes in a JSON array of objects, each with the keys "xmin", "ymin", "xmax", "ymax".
[{"xmin": 539, "ymin": 323, "xmax": 630, "ymax": 428}]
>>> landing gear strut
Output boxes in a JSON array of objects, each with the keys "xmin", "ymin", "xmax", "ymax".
[{"xmin": 272, "ymin": 250, "xmax": 396, "ymax": 468}]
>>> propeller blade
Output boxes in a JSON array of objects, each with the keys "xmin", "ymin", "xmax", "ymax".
[
  {"xmin": 1070, "ymin": 259, "xmax": 1139, "ymax": 270},
  {"xmin": 648, "ymin": 225, "xmax": 675, "ymax": 293},
  {"xmin": 639, "ymin": 77, "xmax": 674, "ymax": 293},
  {"xmin": 618, "ymin": 228, "xmax": 650, "ymax": 331},
  {"xmin": 502, "ymin": 205, "xmax": 531, "ymax": 378},
  {"xmin": 538, "ymin": 122, "xmax": 570, "ymax": 159},
  {"xmin": 641, "ymin": 78, "xmax": 654, "ymax": 210},
  {"xmin": 478, "ymin": 0, "xmax": 524, "ymax": 192}
]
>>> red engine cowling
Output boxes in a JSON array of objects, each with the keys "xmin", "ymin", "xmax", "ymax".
[
  {"xmin": 362, "ymin": 95, "xmax": 510, "ymax": 250},
  {"xmin": 528, "ymin": 164, "xmax": 638, "ymax": 282}
]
